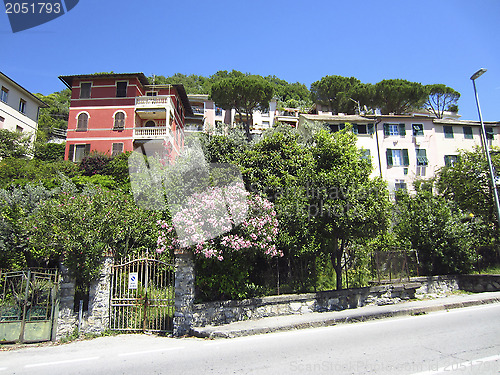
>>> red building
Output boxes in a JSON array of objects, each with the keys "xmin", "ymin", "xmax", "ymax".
[{"xmin": 59, "ymin": 73, "xmax": 193, "ymax": 162}]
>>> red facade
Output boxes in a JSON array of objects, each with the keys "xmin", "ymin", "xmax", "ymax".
[{"xmin": 59, "ymin": 73, "xmax": 192, "ymax": 162}]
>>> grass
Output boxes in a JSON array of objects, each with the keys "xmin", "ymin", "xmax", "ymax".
[{"xmin": 472, "ymin": 265, "xmax": 500, "ymax": 275}]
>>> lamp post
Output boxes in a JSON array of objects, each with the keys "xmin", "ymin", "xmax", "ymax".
[{"xmin": 470, "ymin": 68, "xmax": 500, "ymax": 230}]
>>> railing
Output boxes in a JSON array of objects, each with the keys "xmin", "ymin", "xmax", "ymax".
[
  {"xmin": 184, "ymin": 124, "xmax": 204, "ymax": 132},
  {"xmin": 136, "ymin": 96, "xmax": 172, "ymax": 106},
  {"xmin": 191, "ymin": 106, "xmax": 204, "ymax": 114},
  {"xmin": 133, "ymin": 127, "xmax": 169, "ymax": 139}
]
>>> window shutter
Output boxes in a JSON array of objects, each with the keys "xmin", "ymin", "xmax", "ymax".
[
  {"xmin": 68, "ymin": 144, "xmax": 75, "ymax": 162},
  {"xmin": 399, "ymin": 123, "xmax": 406, "ymax": 136},
  {"xmin": 368, "ymin": 124, "xmax": 374, "ymax": 134},
  {"xmin": 384, "ymin": 124, "xmax": 390, "ymax": 136},
  {"xmin": 386, "ymin": 149, "xmax": 393, "ymax": 166},
  {"xmin": 486, "ymin": 127, "xmax": 494, "ymax": 140},
  {"xmin": 402, "ymin": 149, "xmax": 410, "ymax": 166},
  {"xmin": 444, "ymin": 155, "xmax": 450, "ymax": 166},
  {"xmin": 352, "ymin": 124, "xmax": 358, "ymax": 134},
  {"xmin": 84, "ymin": 144, "xmax": 91, "ymax": 158}
]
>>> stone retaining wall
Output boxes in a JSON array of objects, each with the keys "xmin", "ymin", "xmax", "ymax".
[
  {"xmin": 190, "ymin": 274, "xmax": 500, "ymax": 329},
  {"xmin": 191, "ymin": 283, "xmax": 421, "ymax": 328}
]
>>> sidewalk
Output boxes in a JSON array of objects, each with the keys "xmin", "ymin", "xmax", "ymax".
[{"xmin": 191, "ymin": 291, "xmax": 500, "ymax": 339}]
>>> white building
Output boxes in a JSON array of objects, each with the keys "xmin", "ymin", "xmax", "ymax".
[
  {"xmin": 0, "ymin": 72, "xmax": 47, "ymax": 141},
  {"xmin": 298, "ymin": 113, "xmax": 500, "ymax": 193},
  {"xmin": 186, "ymin": 94, "xmax": 278, "ymax": 138}
]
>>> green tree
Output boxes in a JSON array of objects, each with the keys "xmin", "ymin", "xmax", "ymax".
[
  {"xmin": 424, "ymin": 84, "xmax": 460, "ymax": 118},
  {"xmin": 374, "ymin": 79, "xmax": 427, "ymax": 114},
  {"xmin": 0, "ymin": 129, "xmax": 32, "ymax": 158},
  {"xmin": 436, "ymin": 146, "xmax": 500, "ymax": 227},
  {"xmin": 210, "ymin": 75, "xmax": 274, "ymax": 141},
  {"xmin": 310, "ymin": 75, "xmax": 362, "ymax": 114},
  {"xmin": 150, "ymin": 73, "xmax": 211, "ymax": 94},
  {"xmin": 35, "ymin": 89, "xmax": 70, "ymax": 134},
  {"xmin": 303, "ymin": 128, "xmax": 391, "ymax": 289},
  {"xmin": 394, "ymin": 185, "xmax": 478, "ymax": 275}
]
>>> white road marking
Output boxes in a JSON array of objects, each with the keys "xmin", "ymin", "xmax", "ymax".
[
  {"xmin": 409, "ymin": 354, "xmax": 500, "ymax": 375},
  {"xmin": 25, "ymin": 356, "xmax": 100, "ymax": 368},
  {"xmin": 118, "ymin": 346, "xmax": 185, "ymax": 356}
]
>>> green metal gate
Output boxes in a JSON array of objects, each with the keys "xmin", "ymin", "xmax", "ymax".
[
  {"xmin": 0, "ymin": 269, "xmax": 59, "ymax": 343},
  {"xmin": 109, "ymin": 255, "xmax": 174, "ymax": 333}
]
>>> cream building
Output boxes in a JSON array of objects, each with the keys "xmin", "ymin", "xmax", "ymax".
[
  {"xmin": 298, "ymin": 113, "xmax": 500, "ymax": 193},
  {"xmin": 0, "ymin": 72, "xmax": 47, "ymax": 142}
]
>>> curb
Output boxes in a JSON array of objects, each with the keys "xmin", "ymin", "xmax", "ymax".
[{"xmin": 191, "ymin": 295, "xmax": 500, "ymax": 339}]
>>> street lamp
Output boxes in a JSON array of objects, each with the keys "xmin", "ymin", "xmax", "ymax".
[{"xmin": 470, "ymin": 68, "xmax": 500, "ymax": 230}]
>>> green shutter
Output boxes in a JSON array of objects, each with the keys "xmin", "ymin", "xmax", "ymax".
[
  {"xmin": 399, "ymin": 123, "xmax": 406, "ymax": 136},
  {"xmin": 444, "ymin": 155, "xmax": 450, "ymax": 166},
  {"xmin": 68, "ymin": 144, "xmax": 75, "ymax": 162},
  {"xmin": 352, "ymin": 124, "xmax": 358, "ymax": 134},
  {"xmin": 463, "ymin": 126, "xmax": 473, "ymax": 139},
  {"xmin": 384, "ymin": 124, "xmax": 390, "ymax": 136},
  {"xmin": 386, "ymin": 149, "xmax": 393, "ymax": 166},
  {"xmin": 402, "ymin": 149, "xmax": 409, "ymax": 166},
  {"xmin": 444, "ymin": 126, "xmax": 454, "ymax": 138},
  {"xmin": 368, "ymin": 123, "xmax": 374, "ymax": 134},
  {"xmin": 416, "ymin": 149, "xmax": 428, "ymax": 166},
  {"xmin": 486, "ymin": 127, "xmax": 494, "ymax": 140}
]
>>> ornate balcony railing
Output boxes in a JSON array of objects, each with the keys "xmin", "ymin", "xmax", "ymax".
[
  {"xmin": 133, "ymin": 126, "xmax": 169, "ymax": 139},
  {"xmin": 136, "ymin": 96, "xmax": 172, "ymax": 106}
]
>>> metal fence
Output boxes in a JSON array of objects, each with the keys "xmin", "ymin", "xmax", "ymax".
[
  {"xmin": 109, "ymin": 254, "xmax": 175, "ymax": 333},
  {"xmin": 0, "ymin": 269, "xmax": 59, "ymax": 343},
  {"xmin": 371, "ymin": 250, "xmax": 417, "ymax": 283}
]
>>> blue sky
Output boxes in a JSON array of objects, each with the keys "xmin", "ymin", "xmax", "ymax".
[{"xmin": 1, "ymin": 0, "xmax": 500, "ymax": 121}]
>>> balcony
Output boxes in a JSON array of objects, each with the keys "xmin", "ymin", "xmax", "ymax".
[
  {"xmin": 133, "ymin": 126, "xmax": 169, "ymax": 139},
  {"xmin": 191, "ymin": 106, "xmax": 205, "ymax": 115},
  {"xmin": 185, "ymin": 124, "xmax": 204, "ymax": 132},
  {"xmin": 136, "ymin": 95, "xmax": 172, "ymax": 107}
]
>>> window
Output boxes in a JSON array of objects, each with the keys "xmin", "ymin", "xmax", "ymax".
[
  {"xmin": 353, "ymin": 124, "xmax": 367, "ymax": 135},
  {"xmin": 384, "ymin": 123, "xmax": 406, "ymax": 137},
  {"xmin": 262, "ymin": 121, "xmax": 270, "ymax": 126},
  {"xmin": 68, "ymin": 144, "xmax": 91, "ymax": 162},
  {"xmin": 0, "ymin": 116, "xmax": 4, "ymax": 123},
  {"xmin": 416, "ymin": 149, "xmax": 428, "ymax": 166},
  {"xmin": 80, "ymin": 83, "xmax": 91, "ymax": 99},
  {"xmin": 112, "ymin": 143, "xmax": 124, "ymax": 157},
  {"xmin": 443, "ymin": 125, "xmax": 454, "ymax": 138},
  {"xmin": 77, "ymin": 113, "xmax": 88, "ymax": 131},
  {"xmin": 444, "ymin": 155, "xmax": 458, "ymax": 167},
  {"xmin": 463, "ymin": 126, "xmax": 473, "ymax": 139},
  {"xmin": 485, "ymin": 127, "xmax": 494, "ymax": 140},
  {"xmin": 412, "ymin": 124, "xmax": 424, "ymax": 136},
  {"xmin": 395, "ymin": 180, "xmax": 407, "ymax": 191},
  {"xmin": 16, "ymin": 125, "xmax": 23, "ymax": 133},
  {"xmin": 386, "ymin": 148, "xmax": 409, "ymax": 167},
  {"xmin": 18, "ymin": 99, "xmax": 26, "ymax": 114},
  {"xmin": 215, "ymin": 107, "xmax": 223, "ymax": 116},
  {"xmin": 0, "ymin": 87, "xmax": 8, "ymax": 103},
  {"xmin": 146, "ymin": 91, "xmax": 158, "ymax": 96},
  {"xmin": 116, "ymin": 81, "xmax": 128, "ymax": 97},
  {"xmin": 145, "ymin": 120, "xmax": 156, "ymax": 127},
  {"xmin": 113, "ymin": 112, "xmax": 125, "ymax": 130},
  {"xmin": 416, "ymin": 149, "xmax": 428, "ymax": 176},
  {"xmin": 328, "ymin": 123, "xmax": 345, "ymax": 133}
]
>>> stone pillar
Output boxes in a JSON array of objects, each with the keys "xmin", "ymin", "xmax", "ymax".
[
  {"xmin": 56, "ymin": 262, "xmax": 77, "ymax": 340},
  {"xmin": 173, "ymin": 248, "xmax": 195, "ymax": 336},
  {"xmin": 86, "ymin": 256, "xmax": 113, "ymax": 334}
]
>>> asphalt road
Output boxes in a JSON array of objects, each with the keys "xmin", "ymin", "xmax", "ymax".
[{"xmin": 1, "ymin": 304, "xmax": 499, "ymax": 375}]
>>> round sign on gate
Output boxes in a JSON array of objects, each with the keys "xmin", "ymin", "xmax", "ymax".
[{"xmin": 128, "ymin": 272, "xmax": 138, "ymax": 289}]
